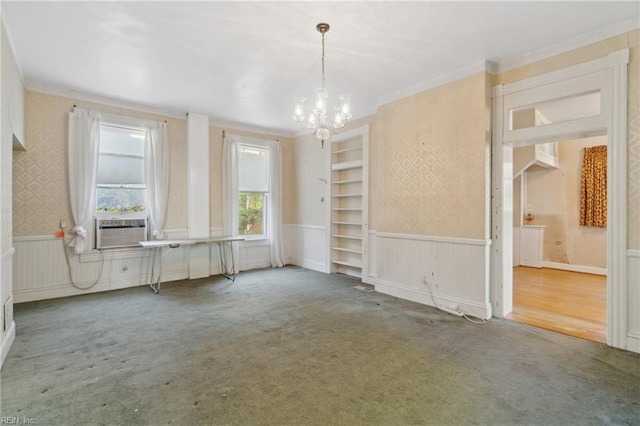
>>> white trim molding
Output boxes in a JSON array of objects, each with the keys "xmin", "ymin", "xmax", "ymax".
[
  {"xmin": 378, "ymin": 60, "xmax": 497, "ymax": 107},
  {"xmin": 497, "ymin": 17, "xmax": 639, "ymax": 73},
  {"xmin": 492, "ymin": 48, "xmax": 630, "ymax": 351},
  {"xmin": 627, "ymin": 251, "xmax": 640, "ymax": 353}
]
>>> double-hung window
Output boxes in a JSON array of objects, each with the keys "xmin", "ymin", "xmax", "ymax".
[
  {"xmin": 96, "ymin": 124, "xmax": 147, "ymax": 214},
  {"xmin": 238, "ymin": 144, "xmax": 269, "ymax": 239}
]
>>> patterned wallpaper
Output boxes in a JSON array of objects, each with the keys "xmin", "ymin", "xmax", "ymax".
[
  {"xmin": 14, "ymin": 91, "xmax": 188, "ymax": 237},
  {"xmin": 375, "ymin": 73, "xmax": 489, "ymax": 239},
  {"xmin": 497, "ymin": 29, "xmax": 640, "ymax": 249},
  {"xmin": 1, "ymin": 124, "xmax": 11, "ymax": 255}
]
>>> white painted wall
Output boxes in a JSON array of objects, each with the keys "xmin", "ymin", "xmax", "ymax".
[{"xmin": 187, "ymin": 113, "xmax": 210, "ymax": 279}]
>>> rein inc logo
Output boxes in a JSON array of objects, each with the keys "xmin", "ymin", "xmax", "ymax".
[{"xmin": 1, "ymin": 418, "xmax": 35, "ymax": 425}]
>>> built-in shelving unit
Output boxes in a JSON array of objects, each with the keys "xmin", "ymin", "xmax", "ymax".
[{"xmin": 328, "ymin": 125, "xmax": 369, "ymax": 279}]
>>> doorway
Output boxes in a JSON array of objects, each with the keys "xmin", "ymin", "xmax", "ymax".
[
  {"xmin": 491, "ymin": 49, "xmax": 629, "ymax": 349},
  {"xmin": 508, "ymin": 136, "xmax": 608, "ymax": 343}
]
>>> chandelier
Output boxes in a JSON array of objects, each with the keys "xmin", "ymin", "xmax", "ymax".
[{"xmin": 293, "ymin": 22, "xmax": 352, "ymax": 148}]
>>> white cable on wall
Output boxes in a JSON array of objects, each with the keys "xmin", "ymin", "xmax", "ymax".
[
  {"xmin": 62, "ymin": 238, "xmax": 105, "ymax": 290},
  {"xmin": 423, "ymin": 277, "xmax": 486, "ymax": 324}
]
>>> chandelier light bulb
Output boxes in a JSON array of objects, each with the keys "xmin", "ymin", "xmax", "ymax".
[
  {"xmin": 293, "ymin": 22, "xmax": 352, "ymax": 148},
  {"xmin": 293, "ymin": 97, "xmax": 305, "ymax": 122}
]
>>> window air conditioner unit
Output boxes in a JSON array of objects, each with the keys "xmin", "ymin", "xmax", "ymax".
[{"xmin": 95, "ymin": 217, "xmax": 148, "ymax": 249}]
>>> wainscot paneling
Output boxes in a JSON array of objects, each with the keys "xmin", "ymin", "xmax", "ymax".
[
  {"xmin": 1, "ymin": 248, "xmax": 16, "ymax": 367},
  {"xmin": 367, "ymin": 231, "xmax": 492, "ymax": 319},
  {"xmin": 627, "ymin": 250, "xmax": 640, "ymax": 353},
  {"xmin": 284, "ymin": 224, "xmax": 327, "ymax": 272},
  {"xmin": 13, "ymin": 227, "xmax": 273, "ymax": 303}
]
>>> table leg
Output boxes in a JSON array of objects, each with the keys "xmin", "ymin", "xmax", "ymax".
[
  {"xmin": 219, "ymin": 241, "xmax": 236, "ymax": 282},
  {"xmin": 149, "ymin": 246, "xmax": 164, "ymax": 293}
]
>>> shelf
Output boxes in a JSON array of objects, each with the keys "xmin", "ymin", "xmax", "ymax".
[
  {"xmin": 332, "ymin": 260, "xmax": 362, "ymax": 269},
  {"xmin": 332, "ymin": 222, "xmax": 361, "ymax": 226},
  {"xmin": 332, "ymin": 208, "xmax": 362, "ymax": 211},
  {"xmin": 332, "ymin": 194, "xmax": 361, "ymax": 198},
  {"xmin": 331, "ymin": 160, "xmax": 363, "ymax": 171},
  {"xmin": 332, "ymin": 247, "xmax": 362, "ymax": 254},
  {"xmin": 332, "ymin": 146, "xmax": 363, "ymax": 155},
  {"xmin": 333, "ymin": 178, "xmax": 362, "ymax": 184},
  {"xmin": 333, "ymin": 234, "xmax": 362, "ymax": 240}
]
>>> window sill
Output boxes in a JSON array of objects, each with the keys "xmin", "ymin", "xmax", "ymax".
[{"xmin": 240, "ymin": 238, "xmax": 270, "ymax": 248}]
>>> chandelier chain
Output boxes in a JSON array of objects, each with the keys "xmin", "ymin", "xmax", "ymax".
[{"xmin": 321, "ymin": 32, "xmax": 325, "ymax": 87}]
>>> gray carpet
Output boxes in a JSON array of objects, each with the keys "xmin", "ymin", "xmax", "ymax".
[{"xmin": 1, "ymin": 266, "xmax": 639, "ymax": 425}]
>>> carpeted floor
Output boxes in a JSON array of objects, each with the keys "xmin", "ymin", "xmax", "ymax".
[{"xmin": 1, "ymin": 266, "xmax": 639, "ymax": 425}]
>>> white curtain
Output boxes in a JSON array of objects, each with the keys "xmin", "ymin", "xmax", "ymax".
[
  {"xmin": 222, "ymin": 133, "xmax": 240, "ymax": 274},
  {"xmin": 144, "ymin": 121, "xmax": 170, "ymax": 239},
  {"xmin": 268, "ymin": 140, "xmax": 285, "ymax": 267},
  {"xmin": 68, "ymin": 108, "xmax": 101, "ymax": 253}
]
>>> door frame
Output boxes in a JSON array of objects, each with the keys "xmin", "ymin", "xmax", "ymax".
[{"xmin": 491, "ymin": 49, "xmax": 629, "ymax": 349}]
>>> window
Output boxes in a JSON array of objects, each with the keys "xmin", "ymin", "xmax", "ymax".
[
  {"xmin": 238, "ymin": 144, "xmax": 269, "ymax": 238},
  {"xmin": 96, "ymin": 124, "xmax": 146, "ymax": 213}
]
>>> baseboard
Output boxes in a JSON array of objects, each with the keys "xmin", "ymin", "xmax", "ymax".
[
  {"xmin": 286, "ymin": 257, "xmax": 326, "ymax": 273},
  {"xmin": 13, "ymin": 268, "xmax": 189, "ymax": 303},
  {"xmin": 542, "ymin": 261, "xmax": 607, "ymax": 276},
  {"xmin": 239, "ymin": 260, "xmax": 272, "ymax": 271},
  {"xmin": 1, "ymin": 320, "xmax": 16, "ymax": 368},
  {"xmin": 626, "ymin": 332, "xmax": 640, "ymax": 354},
  {"xmin": 373, "ymin": 278, "xmax": 491, "ymax": 320}
]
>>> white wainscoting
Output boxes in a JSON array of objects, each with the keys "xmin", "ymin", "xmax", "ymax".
[
  {"xmin": 284, "ymin": 224, "xmax": 327, "ymax": 272},
  {"xmin": 627, "ymin": 250, "xmax": 640, "ymax": 353},
  {"xmin": 13, "ymin": 228, "xmax": 274, "ymax": 303},
  {"xmin": 1, "ymin": 248, "xmax": 16, "ymax": 367},
  {"xmin": 366, "ymin": 230, "xmax": 492, "ymax": 319}
]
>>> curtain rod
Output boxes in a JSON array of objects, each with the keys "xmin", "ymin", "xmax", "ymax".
[{"xmin": 73, "ymin": 104, "xmax": 167, "ymax": 123}]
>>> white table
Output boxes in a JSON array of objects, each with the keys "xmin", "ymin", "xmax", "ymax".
[{"xmin": 139, "ymin": 237, "xmax": 245, "ymax": 293}]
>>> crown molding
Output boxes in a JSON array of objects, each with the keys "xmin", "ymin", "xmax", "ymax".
[
  {"xmin": 208, "ymin": 117, "xmax": 295, "ymax": 139},
  {"xmin": 26, "ymin": 79, "xmax": 296, "ymax": 138},
  {"xmin": 377, "ymin": 60, "xmax": 497, "ymax": 108},
  {"xmin": 25, "ymin": 80, "xmax": 188, "ymax": 120},
  {"xmin": 497, "ymin": 16, "xmax": 640, "ymax": 73}
]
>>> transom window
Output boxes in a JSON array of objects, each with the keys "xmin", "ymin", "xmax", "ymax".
[
  {"xmin": 96, "ymin": 124, "xmax": 147, "ymax": 213},
  {"xmin": 238, "ymin": 144, "xmax": 269, "ymax": 238}
]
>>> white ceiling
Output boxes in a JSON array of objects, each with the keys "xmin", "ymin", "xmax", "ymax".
[{"xmin": 3, "ymin": 1, "xmax": 639, "ymax": 136}]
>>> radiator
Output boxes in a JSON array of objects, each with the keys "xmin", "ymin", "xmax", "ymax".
[{"xmin": 95, "ymin": 217, "xmax": 148, "ymax": 249}]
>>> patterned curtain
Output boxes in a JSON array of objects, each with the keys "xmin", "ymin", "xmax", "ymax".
[{"xmin": 580, "ymin": 145, "xmax": 607, "ymax": 227}]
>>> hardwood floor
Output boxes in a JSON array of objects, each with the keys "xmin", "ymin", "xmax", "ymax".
[{"xmin": 507, "ymin": 266, "xmax": 607, "ymax": 343}]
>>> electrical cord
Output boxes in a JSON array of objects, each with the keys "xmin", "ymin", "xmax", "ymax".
[
  {"xmin": 63, "ymin": 237, "xmax": 104, "ymax": 290},
  {"xmin": 424, "ymin": 277, "xmax": 486, "ymax": 324}
]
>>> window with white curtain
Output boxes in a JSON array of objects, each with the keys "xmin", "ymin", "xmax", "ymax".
[
  {"xmin": 238, "ymin": 144, "xmax": 269, "ymax": 238},
  {"xmin": 96, "ymin": 124, "xmax": 147, "ymax": 214}
]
